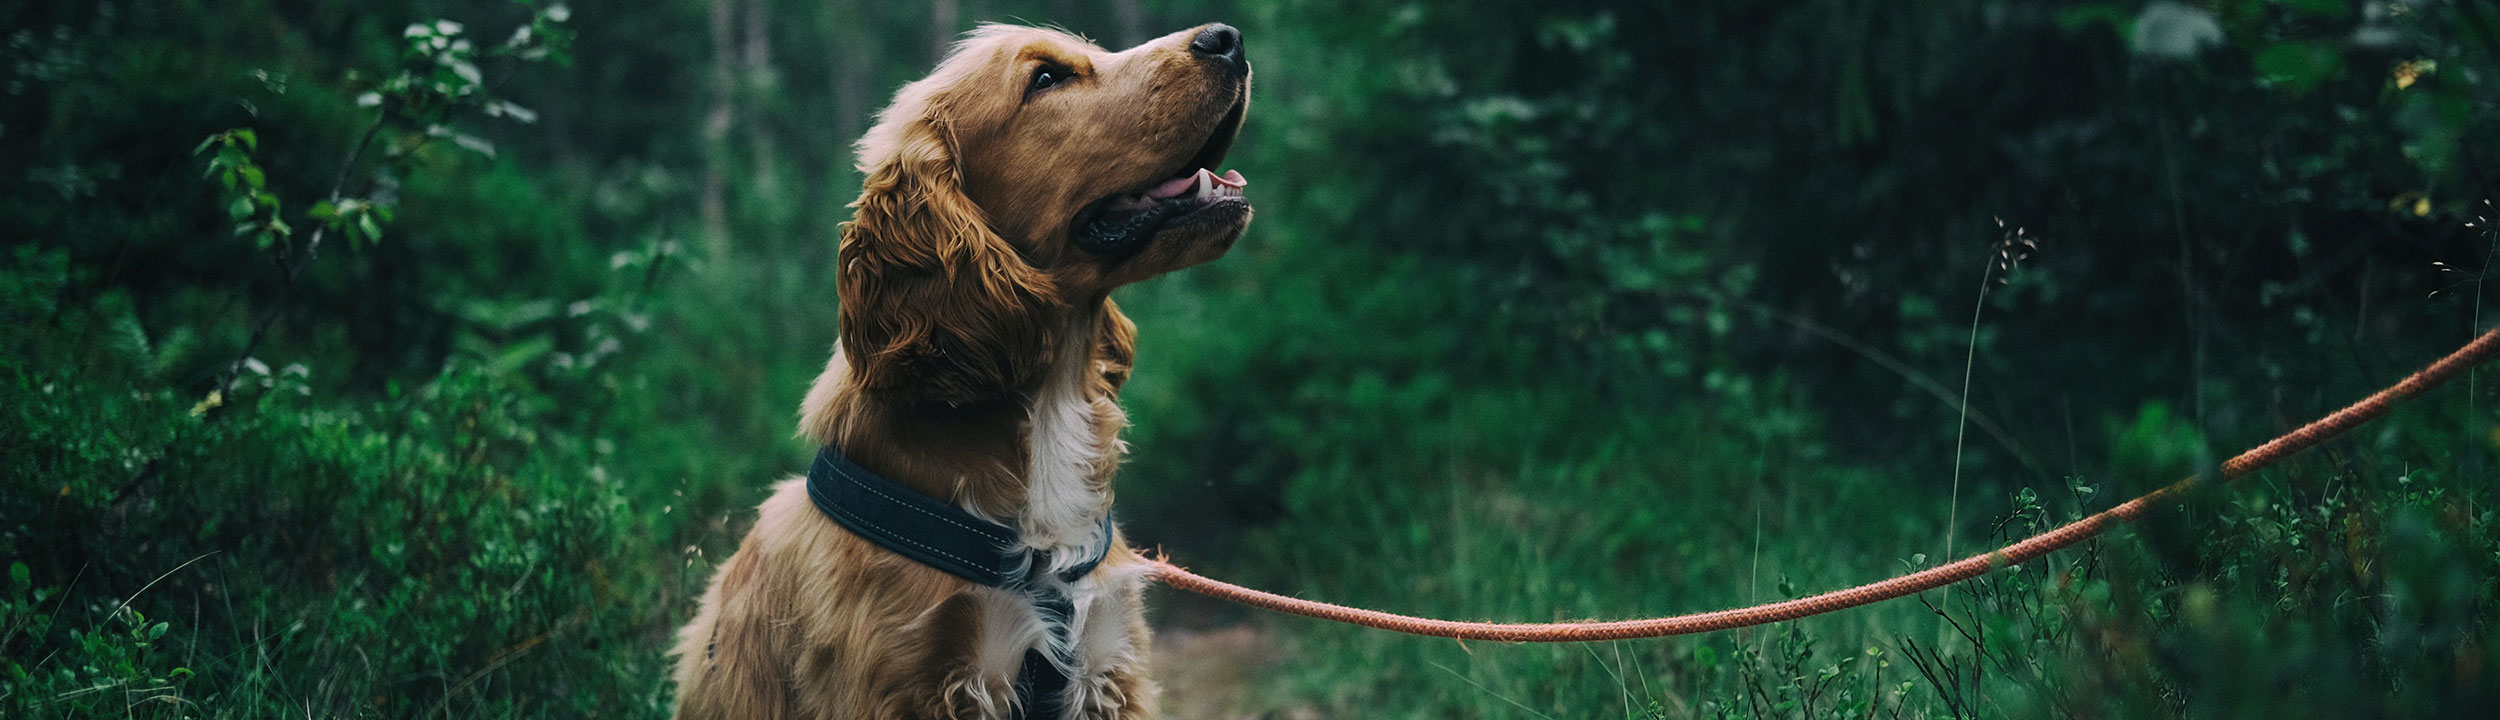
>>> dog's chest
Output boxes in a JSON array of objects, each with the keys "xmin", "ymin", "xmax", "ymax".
[
  {"xmin": 957, "ymin": 566, "xmax": 1148, "ymax": 716},
  {"xmin": 1016, "ymin": 329, "xmax": 1127, "ymax": 576}
]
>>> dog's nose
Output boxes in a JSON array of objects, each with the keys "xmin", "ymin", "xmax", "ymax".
[{"xmin": 1190, "ymin": 23, "xmax": 1244, "ymax": 71}]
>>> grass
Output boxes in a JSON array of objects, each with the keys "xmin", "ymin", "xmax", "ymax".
[
  {"xmin": 1159, "ymin": 372, "xmax": 2497, "ymax": 718},
  {"xmin": 1122, "ymin": 231, "xmax": 2500, "ymax": 717}
]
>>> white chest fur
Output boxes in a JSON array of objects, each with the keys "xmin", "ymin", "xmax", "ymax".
[
  {"xmin": 1016, "ymin": 316, "xmax": 1121, "ymax": 575},
  {"xmin": 955, "ymin": 562, "xmax": 1150, "ymax": 719}
]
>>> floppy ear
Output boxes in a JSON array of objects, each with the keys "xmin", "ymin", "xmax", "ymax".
[{"xmin": 839, "ymin": 111, "xmax": 1060, "ymax": 407}]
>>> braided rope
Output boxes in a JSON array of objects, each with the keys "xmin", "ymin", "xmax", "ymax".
[{"xmin": 1140, "ymin": 329, "xmax": 2500, "ymax": 642}]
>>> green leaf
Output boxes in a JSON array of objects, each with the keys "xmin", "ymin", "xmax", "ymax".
[
  {"xmin": 450, "ymin": 132, "xmax": 496, "ymax": 157},
  {"xmin": 234, "ymin": 128, "xmax": 258, "ymax": 151},
  {"xmin": 485, "ymin": 100, "xmax": 540, "ymax": 124},
  {"xmin": 8, "ymin": 562, "xmax": 26, "ymax": 588},
  {"xmin": 192, "ymin": 134, "xmax": 221, "ymax": 156},
  {"xmin": 146, "ymin": 621, "xmax": 169, "ymax": 641},
  {"xmin": 240, "ymin": 165, "xmax": 265, "ymax": 190},
  {"xmin": 357, "ymin": 213, "xmax": 384, "ymax": 244},
  {"xmin": 228, "ymin": 196, "xmax": 254, "ymax": 220},
  {"xmin": 310, "ymin": 200, "xmax": 338, "ymax": 222},
  {"xmin": 486, "ymin": 335, "xmax": 556, "ymax": 375}
]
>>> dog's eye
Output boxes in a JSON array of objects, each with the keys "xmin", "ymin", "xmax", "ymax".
[{"xmin": 1027, "ymin": 64, "xmax": 1072, "ymax": 98}]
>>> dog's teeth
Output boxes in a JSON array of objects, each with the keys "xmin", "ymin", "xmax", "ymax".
[{"xmin": 1197, "ymin": 171, "xmax": 1211, "ymax": 197}]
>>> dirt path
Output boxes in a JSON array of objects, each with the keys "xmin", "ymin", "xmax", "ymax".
[{"xmin": 1153, "ymin": 623, "xmax": 1304, "ymax": 720}]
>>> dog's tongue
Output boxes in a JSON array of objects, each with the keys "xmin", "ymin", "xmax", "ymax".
[{"xmin": 1145, "ymin": 168, "xmax": 1248, "ymax": 199}]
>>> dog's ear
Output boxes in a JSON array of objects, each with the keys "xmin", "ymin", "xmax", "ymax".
[{"xmin": 839, "ymin": 108, "xmax": 1059, "ymax": 407}]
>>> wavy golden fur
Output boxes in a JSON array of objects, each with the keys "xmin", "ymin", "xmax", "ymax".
[{"xmin": 670, "ymin": 21, "xmax": 1252, "ymax": 720}]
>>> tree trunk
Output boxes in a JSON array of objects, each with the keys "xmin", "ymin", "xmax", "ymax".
[
  {"xmin": 702, "ymin": 0, "xmax": 736, "ymax": 257},
  {"xmin": 930, "ymin": 0, "xmax": 959, "ymax": 63},
  {"xmin": 1113, "ymin": 0, "xmax": 1144, "ymax": 48},
  {"xmin": 743, "ymin": 0, "xmax": 778, "ymax": 225},
  {"xmin": 828, "ymin": 0, "xmax": 873, "ymax": 169}
]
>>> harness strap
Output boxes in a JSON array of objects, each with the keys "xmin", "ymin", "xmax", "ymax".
[
  {"xmin": 802, "ymin": 445, "xmax": 1113, "ymax": 718},
  {"xmin": 1011, "ymin": 591, "xmax": 1079, "ymax": 720}
]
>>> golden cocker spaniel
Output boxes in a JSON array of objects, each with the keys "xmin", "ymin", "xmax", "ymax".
[{"xmin": 670, "ymin": 21, "xmax": 1252, "ymax": 720}]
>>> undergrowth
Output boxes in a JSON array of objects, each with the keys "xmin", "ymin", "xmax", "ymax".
[{"xmin": 1, "ymin": 243, "xmax": 689, "ymax": 716}]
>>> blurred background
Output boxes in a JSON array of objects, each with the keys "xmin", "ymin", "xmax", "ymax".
[{"xmin": 5, "ymin": 0, "xmax": 2499, "ymax": 717}]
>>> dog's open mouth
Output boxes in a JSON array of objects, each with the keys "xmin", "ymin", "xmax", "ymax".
[{"xmin": 1072, "ymin": 98, "xmax": 1249, "ymax": 257}]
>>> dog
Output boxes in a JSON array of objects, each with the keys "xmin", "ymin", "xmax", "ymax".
[{"xmin": 669, "ymin": 21, "xmax": 1252, "ymax": 720}]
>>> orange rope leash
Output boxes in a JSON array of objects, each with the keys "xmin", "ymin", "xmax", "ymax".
[{"xmin": 1139, "ymin": 329, "xmax": 2500, "ymax": 642}]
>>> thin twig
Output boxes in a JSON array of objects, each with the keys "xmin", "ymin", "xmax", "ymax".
[
  {"xmin": 1916, "ymin": 594, "xmax": 1992, "ymax": 669},
  {"xmin": 214, "ymin": 114, "xmax": 389, "ymax": 399}
]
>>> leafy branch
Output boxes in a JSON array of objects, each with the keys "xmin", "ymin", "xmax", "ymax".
[{"xmin": 193, "ymin": 3, "xmax": 572, "ymax": 411}]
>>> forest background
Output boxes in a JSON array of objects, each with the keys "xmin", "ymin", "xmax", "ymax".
[{"xmin": 5, "ymin": 0, "xmax": 2500, "ymax": 717}]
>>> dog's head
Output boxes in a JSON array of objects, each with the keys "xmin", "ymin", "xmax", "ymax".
[{"xmin": 839, "ymin": 23, "xmax": 1252, "ymax": 407}]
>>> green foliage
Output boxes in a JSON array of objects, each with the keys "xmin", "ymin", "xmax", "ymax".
[
  {"xmin": 3, "ymin": 2, "xmax": 686, "ymax": 715},
  {"xmin": 196, "ymin": 129, "xmax": 292, "ymax": 250},
  {"xmin": 2, "ymin": 564, "xmax": 196, "ymax": 719},
  {"xmin": 1, "ymin": 241, "xmax": 680, "ymax": 716}
]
